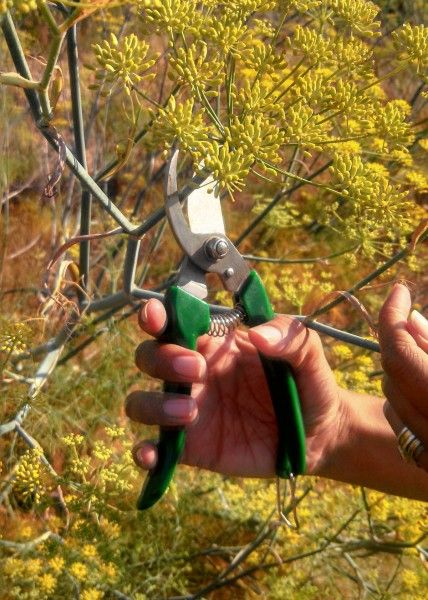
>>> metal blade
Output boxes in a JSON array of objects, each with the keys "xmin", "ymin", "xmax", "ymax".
[
  {"xmin": 186, "ymin": 175, "xmax": 225, "ymax": 235},
  {"xmin": 174, "ymin": 257, "xmax": 208, "ymax": 300}
]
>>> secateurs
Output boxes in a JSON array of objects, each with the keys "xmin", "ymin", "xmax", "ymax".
[{"xmin": 137, "ymin": 149, "xmax": 306, "ymax": 510}]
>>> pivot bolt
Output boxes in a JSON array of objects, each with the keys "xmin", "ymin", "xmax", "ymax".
[{"xmin": 205, "ymin": 237, "xmax": 229, "ymax": 260}]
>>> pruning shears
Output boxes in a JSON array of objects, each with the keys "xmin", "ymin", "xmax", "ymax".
[{"xmin": 137, "ymin": 149, "xmax": 306, "ymax": 510}]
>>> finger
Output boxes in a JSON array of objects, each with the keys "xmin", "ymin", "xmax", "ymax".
[
  {"xmin": 135, "ymin": 341, "xmax": 206, "ymax": 382},
  {"xmin": 383, "ymin": 401, "xmax": 428, "ymax": 473},
  {"xmin": 138, "ymin": 299, "xmax": 167, "ymax": 337},
  {"xmin": 378, "ymin": 284, "xmax": 428, "ymax": 397},
  {"xmin": 248, "ymin": 314, "xmax": 327, "ymax": 373},
  {"xmin": 378, "ymin": 283, "xmax": 418, "ymax": 359},
  {"xmin": 382, "ymin": 376, "xmax": 428, "ymax": 446},
  {"xmin": 132, "ymin": 441, "xmax": 158, "ymax": 470},
  {"xmin": 407, "ymin": 310, "xmax": 428, "ymax": 353},
  {"xmin": 126, "ymin": 390, "xmax": 198, "ymax": 426}
]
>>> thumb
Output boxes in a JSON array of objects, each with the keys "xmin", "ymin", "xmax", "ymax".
[{"xmin": 248, "ymin": 315, "xmax": 324, "ymax": 373}]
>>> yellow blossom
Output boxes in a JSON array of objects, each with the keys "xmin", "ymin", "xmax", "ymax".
[
  {"xmin": 81, "ymin": 589, "xmax": 104, "ymax": 600},
  {"xmin": 82, "ymin": 544, "xmax": 98, "ymax": 559},
  {"xmin": 62, "ymin": 433, "xmax": 84, "ymax": 447},
  {"xmin": 49, "ymin": 556, "xmax": 65, "ymax": 573},
  {"xmin": 70, "ymin": 561, "xmax": 88, "ymax": 581},
  {"xmin": 38, "ymin": 573, "xmax": 56, "ymax": 594}
]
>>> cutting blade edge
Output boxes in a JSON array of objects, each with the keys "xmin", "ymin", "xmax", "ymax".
[{"xmin": 186, "ymin": 175, "xmax": 225, "ymax": 235}]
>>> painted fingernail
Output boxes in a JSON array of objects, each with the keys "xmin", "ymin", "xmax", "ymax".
[
  {"xmin": 164, "ymin": 398, "xmax": 196, "ymax": 419},
  {"xmin": 251, "ymin": 324, "xmax": 283, "ymax": 345},
  {"xmin": 409, "ymin": 310, "xmax": 428, "ymax": 340},
  {"xmin": 172, "ymin": 356, "xmax": 201, "ymax": 378}
]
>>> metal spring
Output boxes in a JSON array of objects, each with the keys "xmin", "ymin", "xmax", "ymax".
[{"xmin": 208, "ymin": 305, "xmax": 246, "ymax": 337}]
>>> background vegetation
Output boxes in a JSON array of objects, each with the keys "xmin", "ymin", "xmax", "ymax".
[{"xmin": 0, "ymin": 0, "xmax": 427, "ymax": 598}]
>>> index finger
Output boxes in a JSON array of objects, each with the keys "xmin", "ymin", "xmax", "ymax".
[{"xmin": 138, "ymin": 298, "xmax": 167, "ymax": 337}]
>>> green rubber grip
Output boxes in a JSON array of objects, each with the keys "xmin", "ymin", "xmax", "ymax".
[
  {"xmin": 137, "ymin": 287, "xmax": 210, "ymax": 510},
  {"xmin": 237, "ymin": 270, "xmax": 306, "ymax": 478}
]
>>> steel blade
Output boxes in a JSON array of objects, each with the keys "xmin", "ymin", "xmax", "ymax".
[{"xmin": 186, "ymin": 175, "xmax": 225, "ymax": 235}]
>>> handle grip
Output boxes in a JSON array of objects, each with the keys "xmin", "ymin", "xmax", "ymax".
[
  {"xmin": 237, "ymin": 270, "xmax": 306, "ymax": 478},
  {"xmin": 137, "ymin": 287, "xmax": 210, "ymax": 510}
]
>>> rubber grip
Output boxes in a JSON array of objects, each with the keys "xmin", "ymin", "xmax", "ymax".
[
  {"xmin": 237, "ymin": 270, "xmax": 306, "ymax": 478},
  {"xmin": 137, "ymin": 287, "xmax": 210, "ymax": 510}
]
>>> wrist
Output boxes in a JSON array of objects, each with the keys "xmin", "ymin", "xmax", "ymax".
[{"xmin": 307, "ymin": 386, "xmax": 351, "ymax": 479}]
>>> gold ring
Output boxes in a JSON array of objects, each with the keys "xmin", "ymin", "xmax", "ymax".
[{"xmin": 397, "ymin": 426, "xmax": 425, "ymax": 466}]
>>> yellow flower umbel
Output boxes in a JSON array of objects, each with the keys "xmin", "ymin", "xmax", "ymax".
[
  {"xmin": 0, "ymin": 319, "xmax": 32, "ymax": 353},
  {"xmin": 13, "ymin": 448, "xmax": 46, "ymax": 505},
  {"xmin": 372, "ymin": 100, "xmax": 415, "ymax": 151},
  {"xmin": 144, "ymin": 0, "xmax": 201, "ymax": 37},
  {"xmin": 92, "ymin": 33, "xmax": 158, "ymax": 95},
  {"xmin": 329, "ymin": 0, "xmax": 380, "ymax": 38},
  {"xmin": 200, "ymin": 141, "xmax": 253, "ymax": 198},
  {"xmin": 169, "ymin": 42, "xmax": 223, "ymax": 95},
  {"xmin": 393, "ymin": 24, "xmax": 428, "ymax": 76},
  {"xmin": 225, "ymin": 114, "xmax": 285, "ymax": 165},
  {"xmin": 149, "ymin": 96, "xmax": 208, "ymax": 154},
  {"xmin": 0, "ymin": 0, "xmax": 39, "ymax": 15},
  {"xmin": 330, "ymin": 154, "xmax": 412, "ymax": 245}
]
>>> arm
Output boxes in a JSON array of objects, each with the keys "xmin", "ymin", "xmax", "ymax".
[{"xmin": 318, "ymin": 388, "xmax": 428, "ymax": 501}]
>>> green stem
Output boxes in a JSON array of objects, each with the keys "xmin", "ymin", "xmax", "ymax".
[
  {"xmin": 197, "ymin": 87, "xmax": 224, "ymax": 134},
  {"xmin": 308, "ymin": 230, "xmax": 428, "ymax": 319},
  {"xmin": 244, "ymin": 244, "xmax": 360, "ymax": 265},
  {"xmin": 0, "ymin": 72, "xmax": 39, "ymax": 88},
  {"xmin": 38, "ymin": 2, "xmax": 64, "ymax": 121},
  {"xmin": 258, "ymin": 158, "xmax": 341, "ymax": 197},
  {"xmin": 265, "ymin": 56, "xmax": 306, "ymax": 100}
]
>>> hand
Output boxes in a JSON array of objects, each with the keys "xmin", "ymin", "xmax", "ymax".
[
  {"xmin": 126, "ymin": 299, "xmax": 345, "ymax": 479},
  {"xmin": 379, "ymin": 283, "xmax": 428, "ymax": 472}
]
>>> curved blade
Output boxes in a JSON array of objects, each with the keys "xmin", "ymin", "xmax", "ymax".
[{"xmin": 186, "ymin": 174, "xmax": 225, "ymax": 235}]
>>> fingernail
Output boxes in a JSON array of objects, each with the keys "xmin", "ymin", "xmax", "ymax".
[
  {"xmin": 409, "ymin": 310, "xmax": 428, "ymax": 340},
  {"xmin": 251, "ymin": 324, "xmax": 283, "ymax": 345},
  {"xmin": 172, "ymin": 356, "xmax": 201, "ymax": 378},
  {"xmin": 136, "ymin": 447, "xmax": 146, "ymax": 465},
  {"xmin": 164, "ymin": 399, "xmax": 196, "ymax": 419},
  {"xmin": 139, "ymin": 302, "xmax": 149, "ymax": 323}
]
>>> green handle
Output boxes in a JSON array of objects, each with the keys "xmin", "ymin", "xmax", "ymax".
[
  {"xmin": 237, "ymin": 270, "xmax": 306, "ymax": 478},
  {"xmin": 137, "ymin": 287, "xmax": 210, "ymax": 510}
]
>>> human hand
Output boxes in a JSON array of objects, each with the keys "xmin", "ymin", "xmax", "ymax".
[
  {"xmin": 126, "ymin": 299, "xmax": 345, "ymax": 479},
  {"xmin": 379, "ymin": 283, "xmax": 428, "ymax": 471}
]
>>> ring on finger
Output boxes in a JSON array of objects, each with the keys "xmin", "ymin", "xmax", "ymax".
[{"xmin": 397, "ymin": 426, "xmax": 425, "ymax": 466}]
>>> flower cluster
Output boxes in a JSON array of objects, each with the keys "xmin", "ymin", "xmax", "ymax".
[
  {"xmin": 393, "ymin": 24, "xmax": 428, "ymax": 76},
  {"xmin": 200, "ymin": 141, "xmax": 253, "ymax": 198},
  {"xmin": 92, "ymin": 33, "xmax": 158, "ymax": 95},
  {"xmin": 169, "ymin": 42, "xmax": 223, "ymax": 94},
  {"xmin": 13, "ymin": 448, "xmax": 46, "ymax": 505},
  {"xmin": 330, "ymin": 155, "xmax": 412, "ymax": 244},
  {"xmin": 371, "ymin": 100, "xmax": 415, "ymax": 151},
  {"xmin": 283, "ymin": 104, "xmax": 331, "ymax": 151},
  {"xmin": 143, "ymin": 0, "xmax": 201, "ymax": 37},
  {"xmin": 290, "ymin": 25, "xmax": 332, "ymax": 59},
  {"xmin": 328, "ymin": 0, "xmax": 380, "ymax": 38},
  {"xmin": 0, "ymin": 318, "xmax": 32, "ymax": 352},
  {"xmin": 225, "ymin": 114, "xmax": 285, "ymax": 164},
  {"xmin": 0, "ymin": 0, "xmax": 39, "ymax": 15},
  {"xmin": 149, "ymin": 96, "xmax": 208, "ymax": 154}
]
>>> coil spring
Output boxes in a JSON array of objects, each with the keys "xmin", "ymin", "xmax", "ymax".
[{"xmin": 208, "ymin": 305, "xmax": 246, "ymax": 337}]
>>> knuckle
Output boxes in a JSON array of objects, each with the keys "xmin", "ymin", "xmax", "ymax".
[
  {"xmin": 381, "ymin": 338, "xmax": 417, "ymax": 376},
  {"xmin": 135, "ymin": 340, "xmax": 157, "ymax": 371}
]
